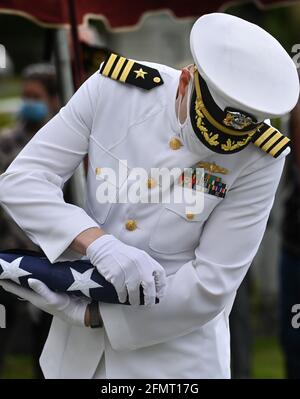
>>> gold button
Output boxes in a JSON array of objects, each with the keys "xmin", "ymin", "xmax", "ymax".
[
  {"xmin": 169, "ymin": 137, "xmax": 183, "ymax": 150},
  {"xmin": 153, "ymin": 77, "xmax": 161, "ymax": 84},
  {"xmin": 147, "ymin": 177, "xmax": 156, "ymax": 189},
  {"xmin": 95, "ymin": 167, "xmax": 102, "ymax": 175},
  {"xmin": 186, "ymin": 213, "xmax": 194, "ymax": 220},
  {"xmin": 125, "ymin": 219, "xmax": 137, "ymax": 231}
]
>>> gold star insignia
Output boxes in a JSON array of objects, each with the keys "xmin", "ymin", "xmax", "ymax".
[{"xmin": 134, "ymin": 68, "xmax": 148, "ymax": 79}]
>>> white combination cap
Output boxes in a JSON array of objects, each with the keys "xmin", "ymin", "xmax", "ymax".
[{"xmin": 190, "ymin": 13, "xmax": 299, "ymax": 120}]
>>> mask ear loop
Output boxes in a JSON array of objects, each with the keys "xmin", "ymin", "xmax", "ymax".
[{"xmin": 193, "ymin": 67, "xmax": 202, "ymax": 101}]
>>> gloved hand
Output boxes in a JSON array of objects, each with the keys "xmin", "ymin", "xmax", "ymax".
[
  {"xmin": 0, "ymin": 278, "xmax": 88, "ymax": 326},
  {"xmin": 86, "ymin": 234, "xmax": 167, "ymax": 307}
]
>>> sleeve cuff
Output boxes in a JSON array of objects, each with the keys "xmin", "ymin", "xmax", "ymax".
[
  {"xmin": 41, "ymin": 211, "xmax": 99, "ymax": 263},
  {"xmin": 99, "ymin": 302, "xmax": 135, "ymax": 351}
]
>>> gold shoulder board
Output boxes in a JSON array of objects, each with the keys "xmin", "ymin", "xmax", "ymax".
[
  {"xmin": 99, "ymin": 53, "xmax": 164, "ymax": 90},
  {"xmin": 252, "ymin": 123, "xmax": 290, "ymax": 158}
]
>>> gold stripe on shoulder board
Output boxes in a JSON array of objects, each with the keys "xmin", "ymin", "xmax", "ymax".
[
  {"xmin": 253, "ymin": 124, "xmax": 290, "ymax": 158},
  {"xmin": 99, "ymin": 52, "xmax": 164, "ymax": 90},
  {"xmin": 101, "ymin": 53, "xmax": 118, "ymax": 77},
  {"xmin": 269, "ymin": 136, "xmax": 290, "ymax": 157}
]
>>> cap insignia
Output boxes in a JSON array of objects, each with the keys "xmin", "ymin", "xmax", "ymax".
[{"xmin": 223, "ymin": 110, "xmax": 255, "ymax": 130}]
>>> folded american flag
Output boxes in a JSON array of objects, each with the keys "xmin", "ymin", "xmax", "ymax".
[{"xmin": 0, "ymin": 249, "xmax": 153, "ymax": 305}]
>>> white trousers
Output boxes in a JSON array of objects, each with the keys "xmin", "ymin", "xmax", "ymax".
[{"xmin": 92, "ymin": 353, "xmax": 106, "ymax": 379}]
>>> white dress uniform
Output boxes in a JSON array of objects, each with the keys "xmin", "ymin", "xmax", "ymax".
[{"xmin": 0, "ymin": 13, "xmax": 298, "ymax": 379}]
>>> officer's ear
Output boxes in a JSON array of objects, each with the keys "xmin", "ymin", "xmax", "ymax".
[{"xmin": 178, "ymin": 68, "xmax": 191, "ymax": 97}]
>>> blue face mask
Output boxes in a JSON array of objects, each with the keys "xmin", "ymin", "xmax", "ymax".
[{"xmin": 19, "ymin": 99, "xmax": 49, "ymax": 123}]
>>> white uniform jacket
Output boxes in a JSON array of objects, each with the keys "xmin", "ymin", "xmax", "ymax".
[{"xmin": 0, "ymin": 63, "xmax": 286, "ymax": 378}]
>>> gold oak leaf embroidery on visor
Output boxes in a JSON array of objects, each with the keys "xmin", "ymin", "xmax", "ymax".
[
  {"xmin": 221, "ymin": 132, "xmax": 255, "ymax": 152},
  {"xmin": 191, "ymin": 69, "xmax": 265, "ymax": 155}
]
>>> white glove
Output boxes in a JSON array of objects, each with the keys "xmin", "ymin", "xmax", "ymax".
[
  {"xmin": 0, "ymin": 279, "xmax": 88, "ymax": 327},
  {"xmin": 86, "ymin": 234, "xmax": 167, "ymax": 307}
]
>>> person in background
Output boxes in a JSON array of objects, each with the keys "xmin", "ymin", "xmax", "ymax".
[
  {"xmin": 0, "ymin": 63, "xmax": 59, "ymax": 378},
  {"xmin": 279, "ymin": 86, "xmax": 300, "ymax": 379},
  {"xmin": 0, "ymin": 63, "xmax": 59, "ymax": 204}
]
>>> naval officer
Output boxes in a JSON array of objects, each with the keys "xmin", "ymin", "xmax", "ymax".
[{"xmin": 0, "ymin": 13, "xmax": 299, "ymax": 378}]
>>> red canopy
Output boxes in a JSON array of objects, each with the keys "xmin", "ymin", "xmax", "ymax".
[{"xmin": 0, "ymin": 0, "xmax": 298, "ymax": 30}]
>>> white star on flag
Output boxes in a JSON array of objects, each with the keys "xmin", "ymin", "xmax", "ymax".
[
  {"xmin": 0, "ymin": 257, "xmax": 32, "ymax": 284},
  {"xmin": 67, "ymin": 268, "xmax": 102, "ymax": 297}
]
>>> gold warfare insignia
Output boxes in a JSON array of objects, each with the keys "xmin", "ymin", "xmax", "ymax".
[
  {"xmin": 197, "ymin": 161, "xmax": 229, "ymax": 175},
  {"xmin": 99, "ymin": 53, "xmax": 164, "ymax": 90},
  {"xmin": 223, "ymin": 110, "xmax": 255, "ymax": 130}
]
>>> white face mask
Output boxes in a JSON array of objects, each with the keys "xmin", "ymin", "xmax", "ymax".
[{"xmin": 177, "ymin": 76, "xmax": 213, "ymax": 156}]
